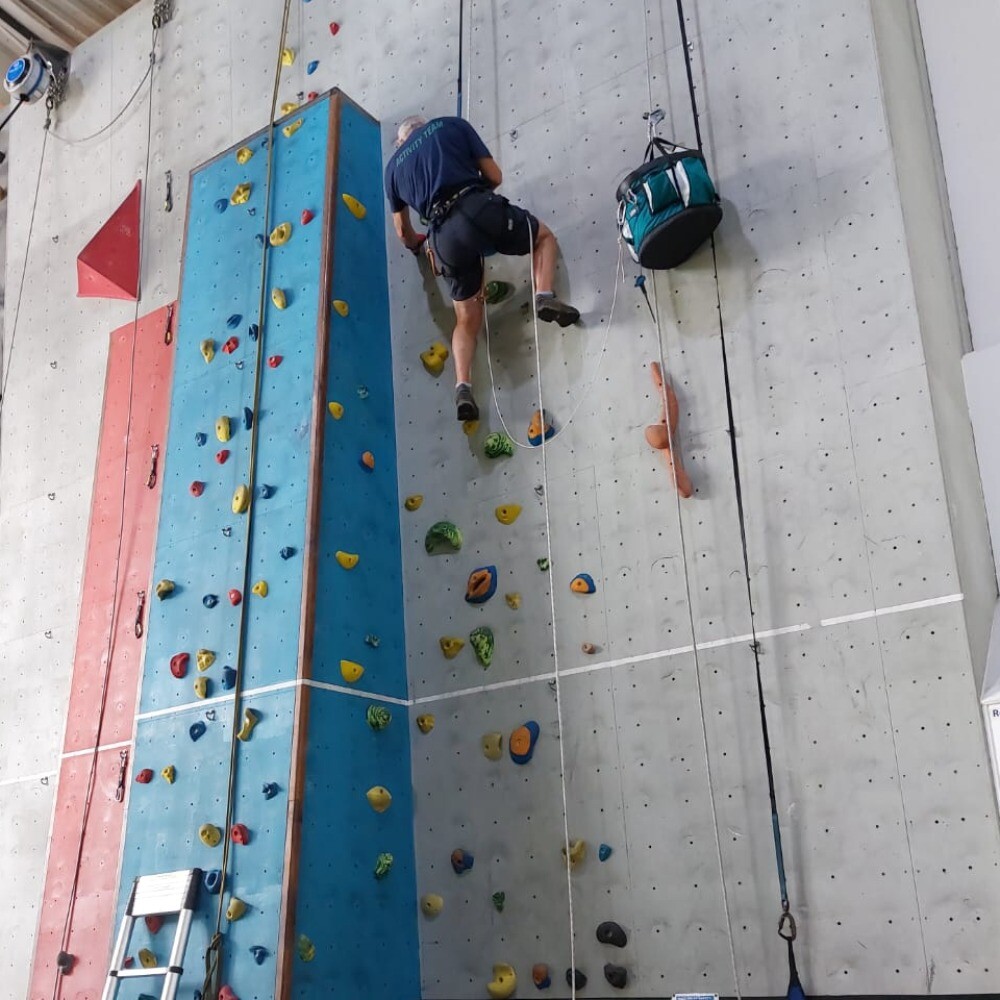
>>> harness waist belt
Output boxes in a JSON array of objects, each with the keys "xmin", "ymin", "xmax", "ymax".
[{"xmin": 427, "ymin": 184, "xmax": 482, "ymax": 224}]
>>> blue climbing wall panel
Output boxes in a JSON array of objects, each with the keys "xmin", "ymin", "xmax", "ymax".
[
  {"xmin": 291, "ymin": 98, "xmax": 420, "ymax": 999},
  {"xmin": 113, "ymin": 92, "xmax": 418, "ymax": 1000}
]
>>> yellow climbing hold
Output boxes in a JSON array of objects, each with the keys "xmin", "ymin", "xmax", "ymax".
[
  {"xmin": 193, "ymin": 676, "xmax": 208, "ymax": 700},
  {"xmin": 232, "ymin": 484, "xmax": 251, "ymax": 514},
  {"xmin": 332, "ymin": 299, "xmax": 349, "ymax": 317},
  {"xmin": 280, "ymin": 47, "xmax": 295, "ymax": 67},
  {"xmin": 199, "ymin": 823, "xmax": 222, "ymax": 847},
  {"xmin": 161, "ymin": 765, "xmax": 175, "ymax": 784},
  {"xmin": 282, "ymin": 118, "xmax": 303, "ymax": 138},
  {"xmin": 439, "ymin": 636, "xmax": 465, "ymax": 659},
  {"xmin": 420, "ymin": 341, "xmax": 450, "ymax": 376},
  {"xmin": 342, "ymin": 193, "xmax": 367, "ymax": 219},
  {"xmin": 226, "ymin": 896, "xmax": 247, "ymax": 921},
  {"xmin": 230, "ymin": 182, "xmax": 251, "ymax": 205},
  {"xmin": 487, "ymin": 964, "xmax": 518, "ymax": 1000},
  {"xmin": 236, "ymin": 146, "xmax": 253, "ymax": 165},
  {"xmin": 269, "ymin": 222, "xmax": 292, "ymax": 246},
  {"xmin": 366, "ymin": 786, "xmax": 392, "ymax": 813},
  {"xmin": 416, "ymin": 714, "xmax": 435, "ymax": 734},
  {"xmin": 481, "ymin": 732, "xmax": 503, "ymax": 761},
  {"xmin": 251, "ymin": 580, "xmax": 269, "ymax": 598},
  {"xmin": 420, "ymin": 893, "xmax": 444, "ymax": 918},
  {"xmin": 138, "ymin": 948, "xmax": 157, "ymax": 969},
  {"xmin": 505, "ymin": 592, "xmax": 522, "ymax": 610},
  {"xmin": 495, "ymin": 504, "xmax": 522, "ymax": 525},
  {"xmin": 403, "ymin": 494, "xmax": 423, "ymax": 511},
  {"xmin": 279, "ymin": 101, "xmax": 299, "ymax": 115},
  {"xmin": 236, "ymin": 708, "xmax": 260, "ymax": 742},
  {"xmin": 463, "ymin": 420, "xmax": 479, "ymax": 436},
  {"xmin": 327, "ymin": 401, "xmax": 344, "ymax": 420},
  {"xmin": 340, "ymin": 659, "xmax": 365, "ymax": 684},
  {"xmin": 272, "ymin": 288, "xmax": 287, "ymax": 310},
  {"xmin": 216, "ymin": 416, "xmax": 231, "ymax": 443},
  {"xmin": 200, "ymin": 339, "xmax": 215, "ymax": 363},
  {"xmin": 196, "ymin": 649, "xmax": 216, "ymax": 671},
  {"xmin": 562, "ymin": 838, "xmax": 587, "ymax": 869},
  {"xmin": 336, "ymin": 551, "xmax": 359, "ymax": 570},
  {"xmin": 155, "ymin": 579, "xmax": 175, "ymax": 600}
]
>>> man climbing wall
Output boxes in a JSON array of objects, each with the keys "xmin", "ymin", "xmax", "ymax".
[{"xmin": 384, "ymin": 114, "xmax": 580, "ymax": 421}]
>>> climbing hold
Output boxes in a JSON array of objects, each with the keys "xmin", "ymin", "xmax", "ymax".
[
  {"xmin": 340, "ymin": 659, "xmax": 364, "ymax": 684},
  {"xmin": 200, "ymin": 339, "xmax": 215, "ymax": 363},
  {"xmin": 222, "ymin": 666, "xmax": 237, "ymax": 689},
  {"xmin": 236, "ymin": 708, "xmax": 260, "ymax": 742},
  {"xmin": 189, "ymin": 481, "xmax": 204, "ymax": 498},
  {"xmin": 495, "ymin": 504, "xmax": 522, "ymax": 525},
  {"xmin": 419, "ymin": 341, "xmax": 450, "ymax": 376},
  {"xmin": 416, "ymin": 714, "xmax": 435, "ymax": 734},
  {"xmin": 509, "ymin": 721, "xmax": 540, "ymax": 765},
  {"xmin": 236, "ymin": 146, "xmax": 253, "ymax": 165},
  {"xmin": 250, "ymin": 945, "xmax": 268, "ymax": 965},
  {"xmin": 465, "ymin": 565, "xmax": 498, "ymax": 604},
  {"xmin": 420, "ymin": 893, "xmax": 444, "ymax": 918},
  {"xmin": 366, "ymin": 704, "xmax": 391, "ymax": 731},
  {"xmin": 243, "ymin": 406, "xmax": 253, "ymax": 430},
  {"xmin": 231, "ymin": 823, "xmax": 250, "ymax": 845},
  {"xmin": 272, "ymin": 288, "xmax": 287, "ymax": 309},
  {"xmin": 216, "ymin": 449, "xmax": 230, "ymax": 464},
  {"xmin": 221, "ymin": 336, "xmax": 239, "ymax": 355},
  {"xmin": 169, "ymin": 652, "xmax": 190, "ymax": 679},
  {"xmin": 280, "ymin": 546, "xmax": 296, "ymax": 560},
  {"xmin": 481, "ymin": 732, "xmax": 503, "ymax": 761},
  {"xmin": 251, "ymin": 580, "xmax": 269, "ymax": 598},
  {"xmin": 336, "ymin": 551, "xmax": 359, "ymax": 569},
  {"xmin": 218, "ymin": 987, "xmax": 239, "ymax": 1000},
  {"xmin": 356, "ymin": 384, "xmax": 369, "ymax": 398},
  {"xmin": 280, "ymin": 101, "xmax": 299, "ymax": 115},
  {"xmin": 364, "ymin": 633, "xmax": 380, "ymax": 648},
  {"xmin": 154, "ymin": 580, "xmax": 175, "ymax": 600},
  {"xmin": 469, "ymin": 626, "xmax": 495, "ymax": 668},
  {"xmin": 332, "ymin": 299, "xmax": 349, "ymax": 317},
  {"xmin": 301, "ymin": 209, "xmax": 316, "ymax": 228},
  {"xmin": 297, "ymin": 934, "xmax": 316, "ymax": 962},
  {"xmin": 161, "ymin": 765, "xmax": 175, "ymax": 784},
  {"xmin": 596, "ymin": 921, "xmax": 628, "ymax": 948},
  {"xmin": 222, "ymin": 527, "xmax": 232, "ymax": 537},
  {"xmin": 342, "ymin": 193, "xmax": 367, "ymax": 219},
  {"xmin": 327, "ymin": 401, "xmax": 344, "ymax": 419},
  {"xmin": 138, "ymin": 948, "xmax": 157, "ymax": 969},
  {"xmin": 216, "ymin": 416, "xmax": 231, "ymax": 442},
  {"xmin": 280, "ymin": 47, "xmax": 295, "ymax": 66},
  {"xmin": 359, "ymin": 451, "xmax": 375, "ymax": 471},
  {"xmin": 196, "ymin": 649, "xmax": 216, "ymax": 672},
  {"xmin": 373, "ymin": 853, "xmax": 394, "ymax": 880},
  {"xmin": 135, "ymin": 768, "xmax": 154, "ymax": 784},
  {"xmin": 195, "ymin": 432, "xmax": 207, "ymax": 446},
  {"xmin": 144, "ymin": 915, "xmax": 163, "ymax": 935},
  {"xmin": 306, "ymin": 59, "xmax": 319, "ymax": 75},
  {"xmin": 214, "ymin": 198, "xmax": 228, "ymax": 213},
  {"xmin": 439, "ymin": 636, "xmax": 465, "ymax": 659},
  {"xmin": 582, "ymin": 642, "xmax": 597, "ymax": 655},
  {"xmin": 487, "ymin": 964, "xmax": 517, "ymax": 1000},
  {"xmin": 226, "ymin": 314, "xmax": 241, "ymax": 329},
  {"xmin": 532, "ymin": 964, "xmax": 551, "ymax": 990},
  {"xmin": 425, "ymin": 521, "xmax": 463, "ymax": 554},
  {"xmin": 269, "ymin": 222, "xmax": 292, "ymax": 246},
  {"xmin": 199, "ymin": 823, "xmax": 222, "ymax": 848},
  {"xmin": 604, "ymin": 965, "xmax": 628, "ymax": 990},
  {"xmin": 562, "ymin": 839, "xmax": 587, "ymax": 869},
  {"xmin": 230, "ymin": 182, "xmax": 251, "ymax": 205},
  {"xmin": 248, "ymin": 322, "xmax": 259, "ymax": 340},
  {"xmin": 403, "ymin": 494, "xmax": 423, "ymax": 511},
  {"xmin": 232, "ymin": 484, "xmax": 251, "ymax": 514},
  {"xmin": 267, "ymin": 355, "xmax": 282, "ymax": 368},
  {"xmin": 570, "ymin": 573, "xmax": 597, "ymax": 594},
  {"xmin": 203, "ymin": 594, "xmax": 219, "ymax": 609},
  {"xmin": 203, "ymin": 869, "xmax": 222, "ymax": 894},
  {"xmin": 599, "ymin": 843, "xmax": 613, "ymax": 862},
  {"xmin": 484, "ymin": 432, "xmax": 514, "ymax": 458},
  {"xmin": 566, "ymin": 969, "xmax": 587, "ymax": 991},
  {"xmin": 193, "ymin": 676, "xmax": 209, "ymax": 700},
  {"xmin": 451, "ymin": 849, "xmax": 474, "ymax": 874},
  {"xmin": 484, "ymin": 280, "xmax": 514, "ymax": 305},
  {"xmin": 226, "ymin": 897, "xmax": 247, "ymax": 922},
  {"xmin": 366, "ymin": 786, "xmax": 392, "ymax": 813},
  {"xmin": 282, "ymin": 119, "xmax": 303, "ymax": 138},
  {"xmin": 492, "ymin": 891, "xmax": 506, "ymax": 912},
  {"xmin": 329, "ymin": 21, "xmax": 341, "ymax": 34},
  {"xmin": 528, "ymin": 409, "xmax": 555, "ymax": 446},
  {"xmin": 463, "ymin": 419, "xmax": 479, "ymax": 435},
  {"xmin": 505, "ymin": 592, "xmax": 522, "ymax": 610},
  {"xmin": 537, "ymin": 557, "xmax": 550, "ymax": 571}
]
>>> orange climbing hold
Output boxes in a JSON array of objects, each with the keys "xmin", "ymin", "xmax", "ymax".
[
  {"xmin": 360, "ymin": 451, "xmax": 375, "ymax": 471},
  {"xmin": 645, "ymin": 360, "xmax": 693, "ymax": 498}
]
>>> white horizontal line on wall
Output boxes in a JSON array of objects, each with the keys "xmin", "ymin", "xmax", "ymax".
[
  {"xmin": 819, "ymin": 593, "xmax": 963, "ymax": 627},
  {"xmin": 0, "ymin": 769, "xmax": 57, "ymax": 788},
  {"xmin": 62, "ymin": 739, "xmax": 131, "ymax": 759}
]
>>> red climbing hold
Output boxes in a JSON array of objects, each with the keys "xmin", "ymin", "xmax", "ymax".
[
  {"xmin": 229, "ymin": 589, "xmax": 243, "ymax": 606},
  {"xmin": 268, "ymin": 355, "xmax": 283, "ymax": 368},
  {"xmin": 329, "ymin": 21, "xmax": 340, "ymax": 34},
  {"xmin": 221, "ymin": 336, "xmax": 239, "ymax": 355},
  {"xmin": 216, "ymin": 449, "xmax": 230, "ymax": 464},
  {"xmin": 231, "ymin": 823, "xmax": 250, "ymax": 845},
  {"xmin": 219, "ymin": 987, "xmax": 239, "ymax": 1000},
  {"xmin": 307, "ymin": 91, "xmax": 319, "ymax": 101},
  {"xmin": 135, "ymin": 769, "xmax": 154, "ymax": 784},
  {"xmin": 144, "ymin": 915, "xmax": 163, "ymax": 935},
  {"xmin": 301, "ymin": 209, "xmax": 315, "ymax": 225},
  {"xmin": 169, "ymin": 653, "xmax": 190, "ymax": 678},
  {"xmin": 189, "ymin": 481, "xmax": 205, "ymax": 497}
]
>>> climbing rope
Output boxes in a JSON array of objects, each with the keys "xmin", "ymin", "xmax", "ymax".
[{"xmin": 201, "ymin": 1, "xmax": 294, "ymax": 995}]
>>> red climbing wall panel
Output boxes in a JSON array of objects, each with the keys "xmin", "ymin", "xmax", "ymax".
[{"xmin": 28, "ymin": 303, "xmax": 175, "ymax": 1000}]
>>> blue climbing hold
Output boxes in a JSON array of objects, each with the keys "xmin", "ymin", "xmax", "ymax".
[
  {"xmin": 195, "ymin": 432, "xmax": 207, "ymax": 446},
  {"xmin": 243, "ymin": 407, "xmax": 254, "ymax": 430},
  {"xmin": 214, "ymin": 198, "xmax": 228, "ymax": 213},
  {"xmin": 307, "ymin": 59, "xmax": 319, "ymax": 74},
  {"xmin": 203, "ymin": 594, "xmax": 219, "ymax": 608},
  {"xmin": 248, "ymin": 323, "xmax": 259, "ymax": 341},
  {"xmin": 227, "ymin": 314, "xmax": 241, "ymax": 329},
  {"xmin": 254, "ymin": 233, "xmax": 266, "ymax": 248},
  {"xmin": 280, "ymin": 546, "xmax": 296, "ymax": 560},
  {"xmin": 203, "ymin": 869, "xmax": 222, "ymax": 894},
  {"xmin": 258, "ymin": 484, "xmax": 275, "ymax": 499},
  {"xmin": 570, "ymin": 572, "xmax": 597, "ymax": 595},
  {"xmin": 222, "ymin": 666, "xmax": 237, "ymax": 690},
  {"xmin": 250, "ymin": 945, "xmax": 268, "ymax": 965},
  {"xmin": 599, "ymin": 843, "xmax": 613, "ymax": 862},
  {"xmin": 450, "ymin": 848, "xmax": 475, "ymax": 874},
  {"xmin": 189, "ymin": 721, "xmax": 206, "ymax": 742},
  {"xmin": 262, "ymin": 782, "xmax": 279, "ymax": 799}
]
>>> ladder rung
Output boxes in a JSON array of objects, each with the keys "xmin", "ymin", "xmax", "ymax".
[{"xmin": 112, "ymin": 966, "xmax": 177, "ymax": 978}]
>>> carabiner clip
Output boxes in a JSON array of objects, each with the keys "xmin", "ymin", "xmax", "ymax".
[
  {"xmin": 147, "ymin": 444, "xmax": 159, "ymax": 489},
  {"xmin": 134, "ymin": 590, "xmax": 146, "ymax": 639},
  {"xmin": 778, "ymin": 908, "xmax": 797, "ymax": 942}
]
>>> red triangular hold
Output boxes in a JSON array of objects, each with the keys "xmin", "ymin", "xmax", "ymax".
[{"xmin": 77, "ymin": 181, "xmax": 141, "ymax": 300}]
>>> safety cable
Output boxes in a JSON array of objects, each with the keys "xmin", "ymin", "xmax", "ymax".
[
  {"xmin": 201, "ymin": 1, "xmax": 294, "ymax": 996},
  {"xmin": 47, "ymin": 18, "xmax": 161, "ymax": 1000}
]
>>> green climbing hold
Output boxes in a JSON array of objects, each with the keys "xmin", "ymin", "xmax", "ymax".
[
  {"xmin": 374, "ymin": 852, "xmax": 394, "ymax": 880},
  {"xmin": 484, "ymin": 280, "xmax": 514, "ymax": 305},
  {"xmin": 297, "ymin": 934, "xmax": 316, "ymax": 962},
  {"xmin": 537, "ymin": 557, "xmax": 550, "ymax": 571},
  {"xmin": 470, "ymin": 626, "xmax": 495, "ymax": 668},
  {"xmin": 366, "ymin": 704, "xmax": 392, "ymax": 731},
  {"xmin": 425, "ymin": 521, "xmax": 463, "ymax": 555},
  {"xmin": 484, "ymin": 432, "xmax": 515, "ymax": 459},
  {"xmin": 492, "ymin": 891, "xmax": 506, "ymax": 912}
]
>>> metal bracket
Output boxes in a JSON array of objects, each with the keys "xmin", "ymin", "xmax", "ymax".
[
  {"xmin": 146, "ymin": 444, "xmax": 159, "ymax": 489},
  {"xmin": 643, "ymin": 107, "xmax": 666, "ymax": 142},
  {"xmin": 114, "ymin": 748, "xmax": 129, "ymax": 802}
]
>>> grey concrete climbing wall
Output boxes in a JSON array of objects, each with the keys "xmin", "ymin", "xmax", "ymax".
[{"xmin": 2, "ymin": 0, "xmax": 999, "ymax": 997}]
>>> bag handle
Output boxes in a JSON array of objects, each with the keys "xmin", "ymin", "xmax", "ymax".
[{"xmin": 645, "ymin": 136, "xmax": 683, "ymax": 162}]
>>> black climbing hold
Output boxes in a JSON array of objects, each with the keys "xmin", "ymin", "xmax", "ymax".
[
  {"xmin": 280, "ymin": 546, "xmax": 296, "ymax": 560},
  {"xmin": 222, "ymin": 666, "xmax": 237, "ymax": 690},
  {"xmin": 258, "ymin": 483, "xmax": 275, "ymax": 499},
  {"xmin": 203, "ymin": 868, "xmax": 222, "ymax": 894},
  {"xmin": 243, "ymin": 407, "xmax": 254, "ymax": 430},
  {"xmin": 248, "ymin": 323, "xmax": 259, "ymax": 341},
  {"xmin": 254, "ymin": 234, "xmax": 266, "ymax": 248},
  {"xmin": 262, "ymin": 782, "xmax": 279, "ymax": 799},
  {"xmin": 249, "ymin": 945, "xmax": 267, "ymax": 965},
  {"xmin": 56, "ymin": 951, "xmax": 74, "ymax": 973},
  {"xmin": 195, "ymin": 432, "xmax": 207, "ymax": 446},
  {"xmin": 203, "ymin": 594, "xmax": 219, "ymax": 608},
  {"xmin": 227, "ymin": 313, "xmax": 242, "ymax": 329},
  {"xmin": 565, "ymin": 969, "xmax": 587, "ymax": 990},
  {"xmin": 596, "ymin": 921, "xmax": 628, "ymax": 948},
  {"xmin": 603, "ymin": 964, "xmax": 627, "ymax": 990}
]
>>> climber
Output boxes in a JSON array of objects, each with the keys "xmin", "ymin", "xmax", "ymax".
[{"xmin": 384, "ymin": 114, "xmax": 580, "ymax": 422}]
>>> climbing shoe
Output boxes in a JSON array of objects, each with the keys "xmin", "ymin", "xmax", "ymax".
[
  {"xmin": 535, "ymin": 294, "xmax": 580, "ymax": 327},
  {"xmin": 455, "ymin": 383, "xmax": 480, "ymax": 422}
]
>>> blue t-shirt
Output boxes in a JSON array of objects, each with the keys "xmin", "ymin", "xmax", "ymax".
[{"xmin": 384, "ymin": 116, "xmax": 491, "ymax": 219}]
